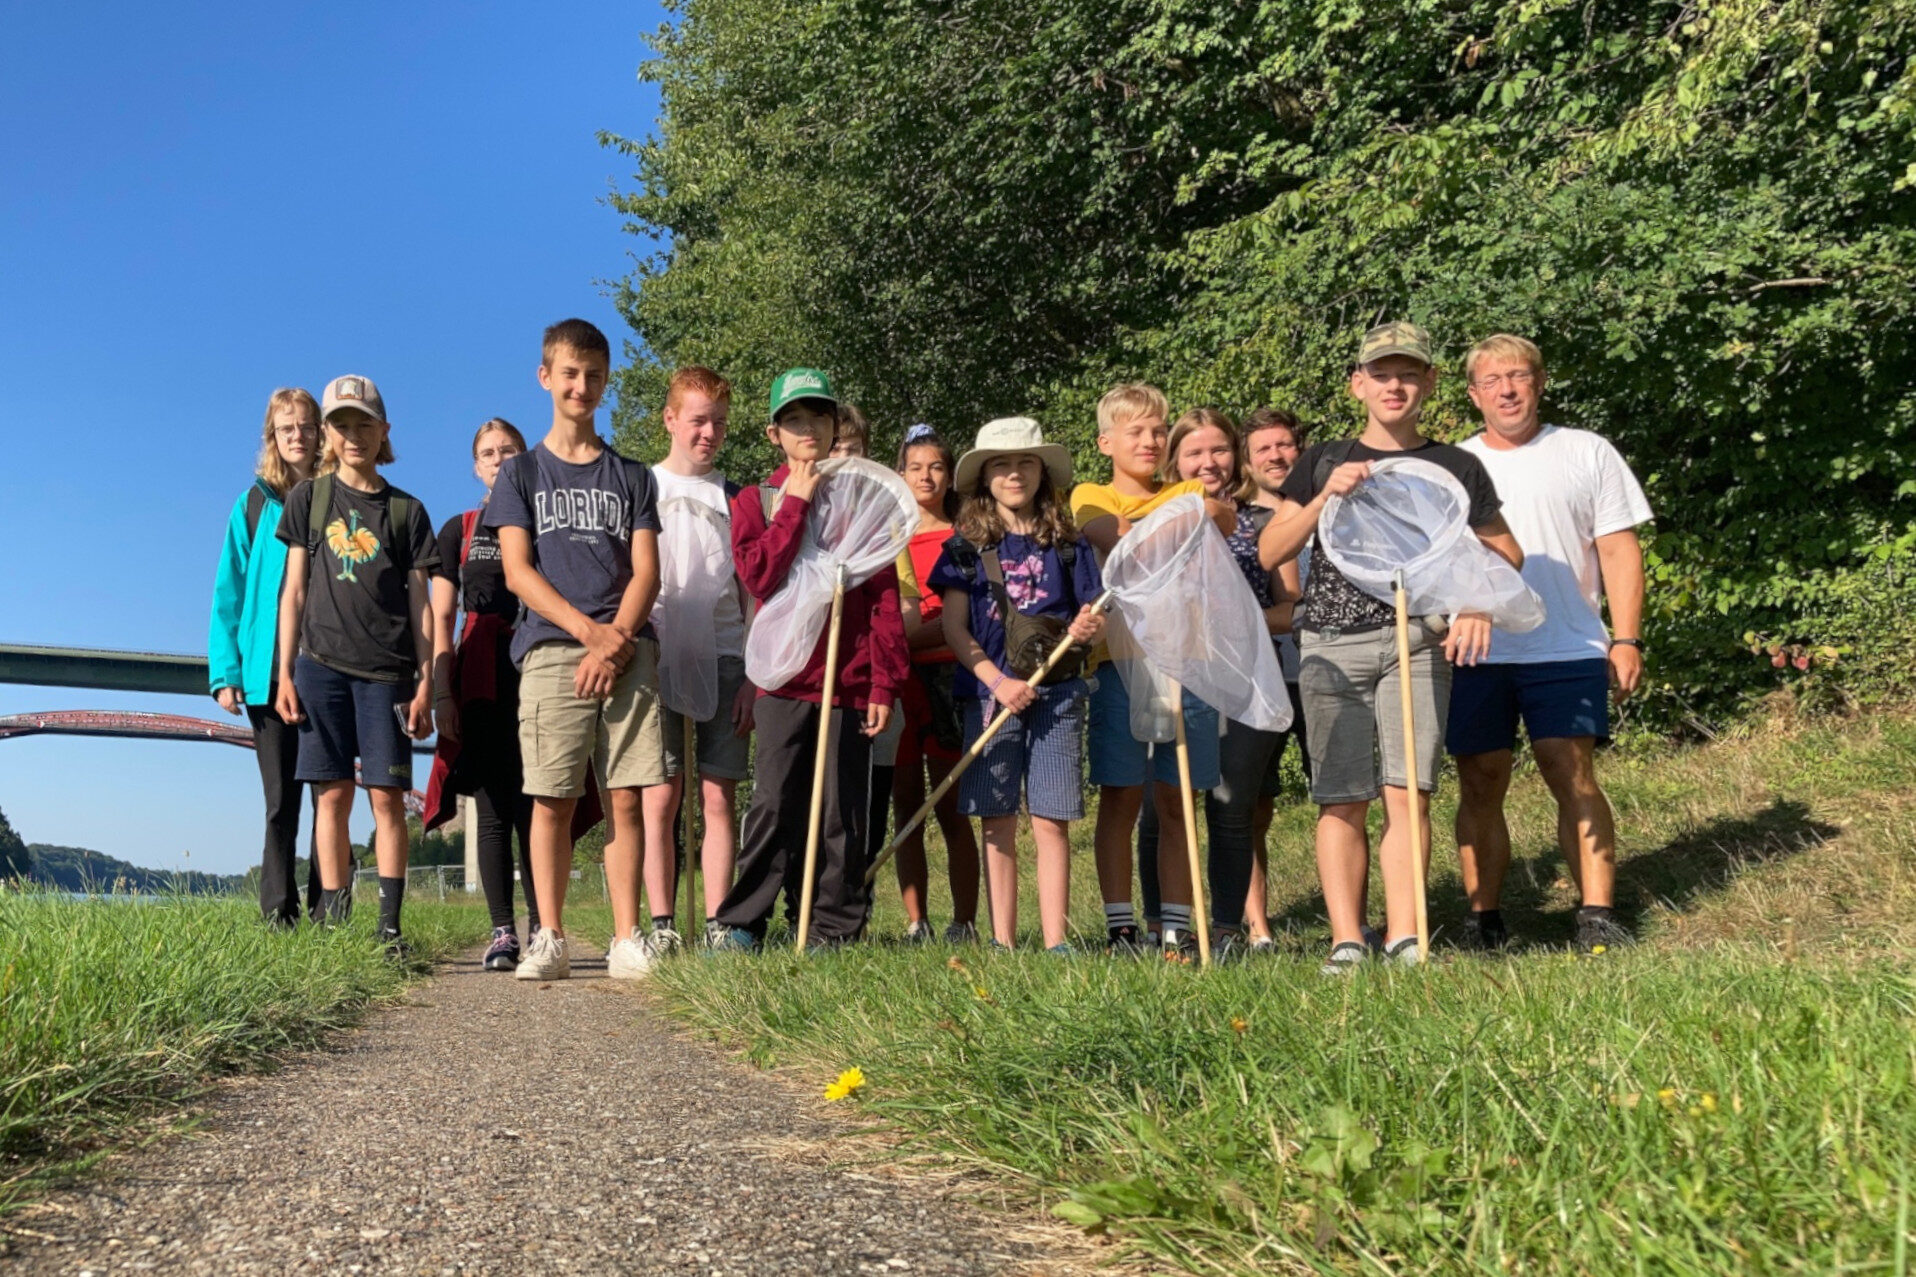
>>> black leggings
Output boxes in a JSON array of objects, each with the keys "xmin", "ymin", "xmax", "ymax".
[{"xmin": 460, "ymin": 697, "xmax": 539, "ymax": 933}]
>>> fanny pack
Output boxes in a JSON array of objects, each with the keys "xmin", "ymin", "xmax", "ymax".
[{"xmin": 980, "ymin": 547, "xmax": 1084, "ymax": 686}]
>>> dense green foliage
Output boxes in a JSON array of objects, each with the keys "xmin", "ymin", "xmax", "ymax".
[
  {"xmin": 24, "ymin": 843, "xmax": 244, "ymax": 896},
  {"xmin": 0, "ymin": 806, "xmax": 26, "ymax": 881},
  {"xmin": 604, "ymin": 0, "xmax": 1916, "ymax": 724},
  {"xmin": 0, "ymin": 893, "xmax": 489, "ymax": 1202}
]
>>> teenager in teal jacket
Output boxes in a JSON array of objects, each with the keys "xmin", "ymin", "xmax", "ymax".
[{"xmin": 209, "ymin": 389, "xmax": 320, "ymax": 925}]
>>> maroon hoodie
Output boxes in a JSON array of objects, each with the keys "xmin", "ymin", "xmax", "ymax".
[{"xmin": 731, "ymin": 465, "xmax": 907, "ymax": 710}]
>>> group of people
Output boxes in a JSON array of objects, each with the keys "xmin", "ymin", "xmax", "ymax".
[{"xmin": 207, "ymin": 317, "xmax": 1651, "ymax": 975}]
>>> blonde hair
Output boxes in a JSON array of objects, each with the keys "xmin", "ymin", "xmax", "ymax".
[
  {"xmin": 472, "ymin": 418, "xmax": 526, "ymax": 457},
  {"xmin": 255, "ymin": 388, "xmax": 320, "ymax": 497},
  {"xmin": 317, "ymin": 408, "xmax": 396, "ymax": 474},
  {"xmin": 1162, "ymin": 407, "xmax": 1253, "ymax": 502},
  {"xmin": 1095, "ymin": 382, "xmax": 1169, "ymax": 436},
  {"xmin": 1465, "ymin": 334, "xmax": 1545, "ymax": 382}
]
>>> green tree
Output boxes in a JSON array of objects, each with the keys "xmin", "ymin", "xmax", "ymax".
[
  {"xmin": 0, "ymin": 805, "xmax": 28, "ymax": 881},
  {"xmin": 606, "ymin": 0, "xmax": 1916, "ymax": 725}
]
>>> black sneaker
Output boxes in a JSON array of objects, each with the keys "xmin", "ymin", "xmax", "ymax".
[
  {"xmin": 1575, "ymin": 911, "xmax": 1634, "ymax": 954},
  {"xmin": 483, "ymin": 925, "xmax": 521, "ymax": 971},
  {"xmin": 377, "ymin": 929, "xmax": 414, "ymax": 963},
  {"xmin": 1106, "ymin": 925, "xmax": 1147, "ymax": 956},
  {"xmin": 1460, "ymin": 911, "xmax": 1509, "ymax": 952}
]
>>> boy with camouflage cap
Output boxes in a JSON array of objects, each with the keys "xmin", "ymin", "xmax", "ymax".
[{"xmin": 1257, "ymin": 323, "xmax": 1523, "ymax": 973}]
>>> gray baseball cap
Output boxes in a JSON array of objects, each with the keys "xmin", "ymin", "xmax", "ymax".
[{"xmin": 321, "ymin": 374, "xmax": 387, "ymax": 423}]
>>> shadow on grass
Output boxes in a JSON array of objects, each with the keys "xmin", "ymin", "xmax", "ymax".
[{"xmin": 1262, "ymin": 799, "xmax": 1839, "ymax": 948}]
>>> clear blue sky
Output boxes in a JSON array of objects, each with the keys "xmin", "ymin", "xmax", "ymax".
[{"xmin": 0, "ymin": 1, "xmax": 665, "ymax": 874}]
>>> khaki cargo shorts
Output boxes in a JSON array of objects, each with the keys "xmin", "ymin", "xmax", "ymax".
[{"xmin": 518, "ymin": 638, "xmax": 666, "ymax": 797}]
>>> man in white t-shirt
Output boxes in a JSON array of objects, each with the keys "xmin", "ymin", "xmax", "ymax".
[
  {"xmin": 635, "ymin": 366, "xmax": 755, "ymax": 963},
  {"xmin": 1447, "ymin": 334, "xmax": 1652, "ymax": 955}
]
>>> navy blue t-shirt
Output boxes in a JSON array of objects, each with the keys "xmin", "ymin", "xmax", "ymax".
[
  {"xmin": 926, "ymin": 533, "xmax": 1103, "ymax": 699},
  {"xmin": 483, "ymin": 441, "xmax": 661, "ymax": 665}
]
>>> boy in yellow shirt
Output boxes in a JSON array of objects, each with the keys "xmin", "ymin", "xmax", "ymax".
[{"xmin": 1071, "ymin": 383, "xmax": 1231, "ymax": 954}]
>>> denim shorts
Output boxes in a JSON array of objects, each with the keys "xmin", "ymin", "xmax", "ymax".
[
  {"xmin": 1297, "ymin": 621, "xmax": 1449, "ymax": 804},
  {"xmin": 1446, "ymin": 659, "xmax": 1610, "ymax": 756},
  {"xmin": 1085, "ymin": 668, "xmax": 1222, "ymax": 790},
  {"xmin": 957, "ymin": 680, "xmax": 1088, "ymax": 821},
  {"xmin": 293, "ymin": 655, "xmax": 413, "ymax": 787}
]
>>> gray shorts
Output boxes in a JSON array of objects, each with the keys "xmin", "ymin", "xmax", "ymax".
[
  {"xmin": 660, "ymin": 655, "xmax": 753, "ymax": 781},
  {"xmin": 1298, "ymin": 620, "xmax": 1450, "ymax": 805}
]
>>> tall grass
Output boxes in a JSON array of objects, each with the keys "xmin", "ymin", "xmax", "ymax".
[
  {"xmin": 646, "ymin": 711, "xmax": 1916, "ymax": 1273},
  {"xmin": 0, "ymin": 890, "xmax": 489, "ymax": 1202}
]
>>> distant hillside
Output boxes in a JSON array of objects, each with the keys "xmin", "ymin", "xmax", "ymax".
[{"xmin": 26, "ymin": 844, "xmax": 246, "ymax": 896}]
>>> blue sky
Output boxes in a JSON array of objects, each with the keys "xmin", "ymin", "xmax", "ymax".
[{"xmin": 0, "ymin": 1, "xmax": 665, "ymax": 874}]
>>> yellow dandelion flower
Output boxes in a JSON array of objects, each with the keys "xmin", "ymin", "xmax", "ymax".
[
  {"xmin": 973, "ymin": 985, "xmax": 991, "ymax": 1001},
  {"xmin": 823, "ymin": 1067, "xmax": 866, "ymax": 1101},
  {"xmin": 1657, "ymin": 1088, "xmax": 1677, "ymax": 1106},
  {"xmin": 1230, "ymin": 1017, "xmax": 1249, "ymax": 1036},
  {"xmin": 1699, "ymin": 1093, "xmax": 1718, "ymax": 1114},
  {"xmin": 1590, "ymin": 944, "xmax": 1608, "ymax": 955}
]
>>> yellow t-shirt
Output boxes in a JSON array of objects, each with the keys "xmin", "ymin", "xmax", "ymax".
[
  {"xmin": 1069, "ymin": 478, "xmax": 1205, "ymax": 529},
  {"xmin": 894, "ymin": 549, "xmax": 921, "ymax": 602},
  {"xmin": 1069, "ymin": 479, "xmax": 1205, "ymax": 666}
]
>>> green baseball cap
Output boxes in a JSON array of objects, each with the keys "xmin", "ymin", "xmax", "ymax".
[
  {"xmin": 768, "ymin": 367, "xmax": 838, "ymax": 419},
  {"xmin": 1356, "ymin": 322, "xmax": 1434, "ymax": 367}
]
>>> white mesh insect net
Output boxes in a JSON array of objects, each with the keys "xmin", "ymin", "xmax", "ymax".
[
  {"xmin": 1317, "ymin": 456, "xmax": 1546, "ymax": 632},
  {"xmin": 653, "ymin": 495, "xmax": 735, "ymax": 721},
  {"xmin": 744, "ymin": 457, "xmax": 918, "ymax": 691},
  {"xmin": 1100, "ymin": 494, "xmax": 1293, "ymax": 741}
]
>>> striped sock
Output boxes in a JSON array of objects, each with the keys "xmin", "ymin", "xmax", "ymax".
[
  {"xmin": 1160, "ymin": 903, "xmax": 1192, "ymax": 941},
  {"xmin": 1104, "ymin": 902, "xmax": 1136, "ymax": 936}
]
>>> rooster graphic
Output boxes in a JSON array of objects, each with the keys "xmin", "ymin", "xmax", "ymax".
[{"xmin": 325, "ymin": 512, "xmax": 382, "ymax": 582}]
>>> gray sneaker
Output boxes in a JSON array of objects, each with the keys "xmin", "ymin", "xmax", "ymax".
[
  {"xmin": 609, "ymin": 925, "xmax": 681, "ymax": 980},
  {"xmin": 1318, "ymin": 940, "xmax": 1369, "ymax": 977},
  {"xmin": 943, "ymin": 920, "xmax": 978, "ymax": 944},
  {"xmin": 901, "ymin": 919, "xmax": 934, "ymax": 945},
  {"xmin": 1383, "ymin": 935, "xmax": 1425, "ymax": 967},
  {"xmin": 514, "ymin": 928, "xmax": 570, "ymax": 981}
]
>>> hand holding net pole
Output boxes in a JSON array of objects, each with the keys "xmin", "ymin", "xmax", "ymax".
[
  {"xmin": 794, "ymin": 565, "xmax": 849, "ymax": 953},
  {"xmin": 864, "ymin": 590, "xmax": 1113, "ymax": 887}
]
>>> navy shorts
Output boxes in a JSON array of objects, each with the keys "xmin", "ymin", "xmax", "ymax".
[
  {"xmin": 1446, "ymin": 659, "xmax": 1610, "ymax": 757},
  {"xmin": 958, "ymin": 680, "xmax": 1088, "ymax": 821},
  {"xmin": 293, "ymin": 655, "xmax": 415, "ymax": 787}
]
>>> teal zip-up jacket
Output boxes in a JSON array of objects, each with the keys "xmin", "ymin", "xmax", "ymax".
[{"xmin": 208, "ymin": 479, "xmax": 291, "ymax": 705}]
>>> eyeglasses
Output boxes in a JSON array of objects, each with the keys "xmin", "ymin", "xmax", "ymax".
[{"xmin": 1472, "ymin": 370, "xmax": 1536, "ymax": 391}]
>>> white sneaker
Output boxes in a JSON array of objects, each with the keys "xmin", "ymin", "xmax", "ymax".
[
  {"xmin": 514, "ymin": 928, "xmax": 570, "ymax": 981},
  {"xmin": 608, "ymin": 926, "xmax": 681, "ymax": 980}
]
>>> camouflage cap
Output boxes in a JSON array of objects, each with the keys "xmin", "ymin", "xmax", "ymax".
[{"xmin": 1356, "ymin": 322, "xmax": 1434, "ymax": 367}]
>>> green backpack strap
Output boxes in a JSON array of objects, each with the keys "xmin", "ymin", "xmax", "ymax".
[
  {"xmin": 306, "ymin": 473, "xmax": 334, "ymax": 555},
  {"xmin": 387, "ymin": 493, "xmax": 412, "ymax": 575}
]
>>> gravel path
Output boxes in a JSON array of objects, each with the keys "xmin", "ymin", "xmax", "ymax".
[{"xmin": 3, "ymin": 942, "xmax": 1091, "ymax": 1275}]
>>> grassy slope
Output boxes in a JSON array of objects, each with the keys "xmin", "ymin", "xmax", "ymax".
[
  {"xmin": 0, "ymin": 895, "xmax": 490, "ymax": 1208},
  {"xmin": 643, "ymin": 712, "xmax": 1916, "ymax": 1274}
]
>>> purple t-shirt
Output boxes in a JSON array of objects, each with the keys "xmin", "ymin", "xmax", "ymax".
[
  {"xmin": 926, "ymin": 533, "xmax": 1103, "ymax": 699},
  {"xmin": 484, "ymin": 441, "xmax": 661, "ymax": 665}
]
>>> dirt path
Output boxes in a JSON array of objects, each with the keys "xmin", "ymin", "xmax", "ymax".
[{"xmin": 4, "ymin": 944, "xmax": 1081, "ymax": 1275}]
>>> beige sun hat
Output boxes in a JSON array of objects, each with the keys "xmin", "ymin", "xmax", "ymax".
[{"xmin": 953, "ymin": 416, "xmax": 1075, "ymax": 497}]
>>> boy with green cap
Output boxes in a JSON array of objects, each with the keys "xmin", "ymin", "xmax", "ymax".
[
  {"xmin": 710, "ymin": 369, "xmax": 908, "ymax": 949},
  {"xmin": 1258, "ymin": 322, "xmax": 1522, "ymax": 973}
]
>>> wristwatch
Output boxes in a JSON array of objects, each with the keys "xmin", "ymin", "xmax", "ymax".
[{"xmin": 1609, "ymin": 638, "xmax": 1645, "ymax": 652}]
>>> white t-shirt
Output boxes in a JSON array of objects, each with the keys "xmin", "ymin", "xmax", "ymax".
[
  {"xmin": 653, "ymin": 466, "xmax": 746, "ymax": 658},
  {"xmin": 1460, "ymin": 425, "xmax": 1652, "ymax": 664}
]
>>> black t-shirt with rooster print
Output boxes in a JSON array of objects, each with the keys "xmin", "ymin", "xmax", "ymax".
[{"xmin": 278, "ymin": 476, "xmax": 440, "ymax": 684}]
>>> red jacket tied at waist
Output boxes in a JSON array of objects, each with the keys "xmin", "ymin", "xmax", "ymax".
[{"xmin": 732, "ymin": 465, "xmax": 907, "ymax": 710}]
